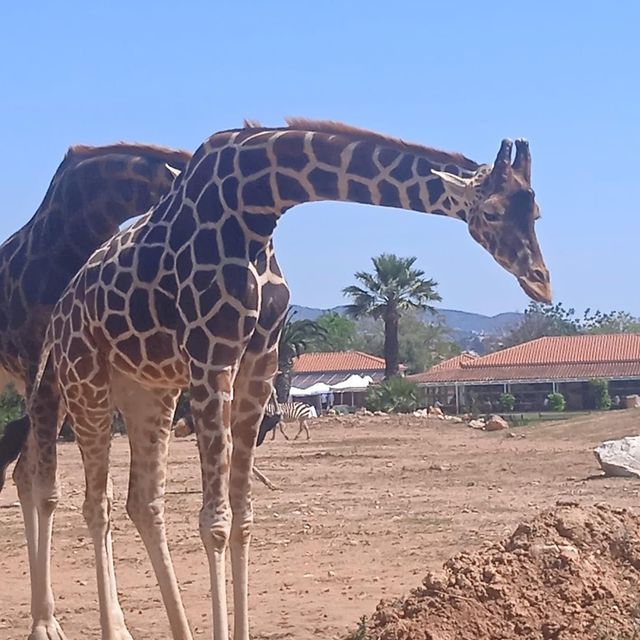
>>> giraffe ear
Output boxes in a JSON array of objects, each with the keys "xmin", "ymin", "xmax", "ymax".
[
  {"xmin": 430, "ymin": 170, "xmax": 473, "ymax": 199},
  {"xmin": 165, "ymin": 164, "xmax": 182, "ymax": 179}
]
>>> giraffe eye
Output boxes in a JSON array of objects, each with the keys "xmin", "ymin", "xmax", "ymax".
[{"xmin": 483, "ymin": 211, "xmax": 501, "ymax": 223}]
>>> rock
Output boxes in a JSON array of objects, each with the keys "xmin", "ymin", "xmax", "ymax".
[
  {"xmin": 594, "ymin": 436, "xmax": 640, "ymax": 478},
  {"xmin": 468, "ymin": 419, "xmax": 485, "ymax": 430},
  {"xmin": 413, "ymin": 409, "xmax": 429, "ymax": 418},
  {"xmin": 485, "ymin": 415, "xmax": 509, "ymax": 431},
  {"xmin": 624, "ymin": 395, "xmax": 640, "ymax": 409},
  {"xmin": 174, "ymin": 418, "xmax": 192, "ymax": 438},
  {"xmin": 451, "ymin": 416, "xmax": 463, "ymax": 424}
]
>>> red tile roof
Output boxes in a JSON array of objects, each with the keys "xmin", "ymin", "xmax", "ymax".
[
  {"xmin": 429, "ymin": 352, "xmax": 479, "ymax": 371},
  {"xmin": 293, "ymin": 351, "xmax": 388, "ymax": 373},
  {"xmin": 408, "ymin": 335, "xmax": 640, "ymax": 384}
]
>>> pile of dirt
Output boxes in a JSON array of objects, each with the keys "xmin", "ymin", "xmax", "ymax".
[{"xmin": 352, "ymin": 503, "xmax": 640, "ymax": 640}]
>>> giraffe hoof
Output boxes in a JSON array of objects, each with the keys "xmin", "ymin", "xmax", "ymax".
[{"xmin": 28, "ymin": 618, "xmax": 68, "ymax": 640}]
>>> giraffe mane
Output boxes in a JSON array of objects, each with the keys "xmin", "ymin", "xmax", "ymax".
[
  {"xmin": 283, "ymin": 118, "xmax": 481, "ymax": 171},
  {"xmin": 63, "ymin": 143, "xmax": 192, "ymax": 167}
]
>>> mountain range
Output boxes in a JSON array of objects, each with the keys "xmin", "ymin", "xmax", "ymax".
[{"xmin": 290, "ymin": 305, "xmax": 523, "ymax": 352}]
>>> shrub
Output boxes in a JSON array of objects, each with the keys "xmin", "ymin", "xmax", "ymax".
[
  {"xmin": 366, "ymin": 377, "xmax": 419, "ymax": 413},
  {"xmin": 0, "ymin": 383, "xmax": 25, "ymax": 437},
  {"xmin": 499, "ymin": 392, "xmax": 516, "ymax": 412},
  {"xmin": 588, "ymin": 378, "xmax": 611, "ymax": 410},
  {"xmin": 547, "ymin": 392, "xmax": 566, "ymax": 412}
]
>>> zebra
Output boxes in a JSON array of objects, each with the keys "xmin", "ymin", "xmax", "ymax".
[
  {"xmin": 269, "ymin": 401, "xmax": 316, "ymax": 442},
  {"xmin": 173, "ymin": 395, "xmax": 316, "ymax": 443},
  {"xmin": 174, "ymin": 411, "xmax": 282, "ymax": 446}
]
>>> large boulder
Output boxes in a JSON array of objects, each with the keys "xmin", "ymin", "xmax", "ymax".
[
  {"xmin": 594, "ymin": 436, "xmax": 640, "ymax": 478},
  {"xmin": 625, "ymin": 395, "xmax": 640, "ymax": 409},
  {"xmin": 485, "ymin": 415, "xmax": 510, "ymax": 431}
]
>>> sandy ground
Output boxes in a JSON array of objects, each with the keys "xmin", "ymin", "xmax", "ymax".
[{"xmin": 1, "ymin": 410, "xmax": 640, "ymax": 639}]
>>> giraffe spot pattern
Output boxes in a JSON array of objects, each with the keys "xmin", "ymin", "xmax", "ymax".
[
  {"xmin": 217, "ymin": 147, "xmax": 236, "ymax": 179},
  {"xmin": 273, "ymin": 133, "xmax": 308, "ymax": 171},
  {"xmin": 276, "ymin": 173, "xmax": 309, "ymax": 203},
  {"xmin": 205, "ymin": 303, "xmax": 240, "ymax": 341},
  {"xmin": 426, "ymin": 178, "xmax": 445, "ymax": 205},
  {"xmin": 347, "ymin": 180, "xmax": 371, "ymax": 203},
  {"xmin": 378, "ymin": 180, "xmax": 400, "ymax": 207},
  {"xmin": 238, "ymin": 148, "xmax": 270, "ymax": 177},
  {"xmin": 390, "ymin": 154, "xmax": 414, "ymax": 182},
  {"xmin": 196, "ymin": 183, "xmax": 225, "ymax": 222},
  {"xmin": 221, "ymin": 177, "xmax": 240, "ymax": 210},
  {"xmin": 307, "ymin": 167, "xmax": 338, "ymax": 199},
  {"xmin": 186, "ymin": 153, "xmax": 218, "ymax": 201},
  {"xmin": 220, "ymin": 217, "xmax": 246, "ymax": 259},
  {"xmin": 347, "ymin": 143, "xmax": 378, "ymax": 179},
  {"xmin": 129, "ymin": 289, "xmax": 155, "ymax": 333},
  {"xmin": 242, "ymin": 174, "xmax": 274, "ymax": 208}
]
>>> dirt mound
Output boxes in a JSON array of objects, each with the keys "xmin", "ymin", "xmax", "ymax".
[{"xmin": 352, "ymin": 503, "xmax": 640, "ymax": 640}]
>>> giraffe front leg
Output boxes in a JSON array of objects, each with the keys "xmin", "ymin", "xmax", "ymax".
[
  {"xmin": 229, "ymin": 351, "xmax": 278, "ymax": 640},
  {"xmin": 190, "ymin": 368, "xmax": 234, "ymax": 640},
  {"xmin": 114, "ymin": 379, "xmax": 192, "ymax": 640}
]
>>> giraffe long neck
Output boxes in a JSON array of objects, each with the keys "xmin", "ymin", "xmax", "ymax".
[{"xmin": 175, "ymin": 127, "xmax": 485, "ymax": 255}]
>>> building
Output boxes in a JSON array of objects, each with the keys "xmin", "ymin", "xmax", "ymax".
[
  {"xmin": 408, "ymin": 334, "xmax": 640, "ymax": 413},
  {"xmin": 291, "ymin": 351, "xmax": 405, "ymax": 408}
]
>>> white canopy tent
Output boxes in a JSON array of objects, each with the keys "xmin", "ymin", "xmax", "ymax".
[
  {"xmin": 289, "ymin": 382, "xmax": 331, "ymax": 397},
  {"xmin": 329, "ymin": 374, "xmax": 373, "ymax": 392}
]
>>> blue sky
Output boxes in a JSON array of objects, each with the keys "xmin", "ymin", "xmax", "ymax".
[{"xmin": 1, "ymin": 2, "xmax": 638, "ymax": 316}]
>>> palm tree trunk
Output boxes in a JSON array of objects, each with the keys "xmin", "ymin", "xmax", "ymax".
[
  {"xmin": 274, "ymin": 370, "xmax": 291, "ymax": 403},
  {"xmin": 384, "ymin": 306, "xmax": 400, "ymax": 378}
]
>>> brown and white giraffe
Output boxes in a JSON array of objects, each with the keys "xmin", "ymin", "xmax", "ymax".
[
  {"xmin": 30, "ymin": 119, "xmax": 550, "ymax": 640},
  {"xmin": 0, "ymin": 142, "xmax": 191, "ymax": 640}
]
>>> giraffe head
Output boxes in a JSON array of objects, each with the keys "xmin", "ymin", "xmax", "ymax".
[{"xmin": 434, "ymin": 139, "xmax": 551, "ymax": 303}]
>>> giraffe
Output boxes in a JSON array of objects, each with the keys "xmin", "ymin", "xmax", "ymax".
[
  {"xmin": 0, "ymin": 141, "xmax": 191, "ymax": 640},
  {"xmin": 30, "ymin": 119, "xmax": 550, "ymax": 640}
]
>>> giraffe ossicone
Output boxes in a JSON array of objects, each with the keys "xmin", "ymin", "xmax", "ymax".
[{"xmin": 31, "ymin": 119, "xmax": 550, "ymax": 640}]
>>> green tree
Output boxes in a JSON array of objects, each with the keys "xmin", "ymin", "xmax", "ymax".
[
  {"xmin": 343, "ymin": 254, "xmax": 442, "ymax": 378},
  {"xmin": 582, "ymin": 309, "xmax": 640, "ymax": 334},
  {"xmin": 587, "ymin": 379, "xmax": 611, "ymax": 410},
  {"xmin": 312, "ymin": 311, "xmax": 359, "ymax": 352},
  {"xmin": 353, "ymin": 311, "xmax": 459, "ymax": 374},
  {"xmin": 493, "ymin": 302, "xmax": 581, "ymax": 349},
  {"xmin": 366, "ymin": 377, "xmax": 419, "ymax": 413},
  {"xmin": 275, "ymin": 308, "xmax": 327, "ymax": 401},
  {"xmin": 547, "ymin": 392, "xmax": 566, "ymax": 412},
  {"xmin": 0, "ymin": 384, "xmax": 25, "ymax": 435}
]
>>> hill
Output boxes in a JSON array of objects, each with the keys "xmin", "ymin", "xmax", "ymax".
[{"xmin": 290, "ymin": 305, "xmax": 523, "ymax": 352}]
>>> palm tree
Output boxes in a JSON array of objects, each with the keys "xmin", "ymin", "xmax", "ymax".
[
  {"xmin": 343, "ymin": 254, "xmax": 442, "ymax": 378},
  {"xmin": 275, "ymin": 308, "xmax": 327, "ymax": 401}
]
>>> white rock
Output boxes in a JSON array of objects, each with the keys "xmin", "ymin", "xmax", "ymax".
[
  {"xmin": 594, "ymin": 436, "xmax": 640, "ymax": 478},
  {"xmin": 468, "ymin": 419, "xmax": 485, "ymax": 430},
  {"xmin": 625, "ymin": 395, "xmax": 640, "ymax": 409}
]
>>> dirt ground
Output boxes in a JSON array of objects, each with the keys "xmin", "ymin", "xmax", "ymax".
[{"xmin": 1, "ymin": 410, "xmax": 640, "ymax": 639}]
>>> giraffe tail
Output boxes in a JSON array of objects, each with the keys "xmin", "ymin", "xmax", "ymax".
[
  {"xmin": 0, "ymin": 415, "xmax": 30, "ymax": 493},
  {"xmin": 32, "ymin": 339, "xmax": 54, "ymax": 399}
]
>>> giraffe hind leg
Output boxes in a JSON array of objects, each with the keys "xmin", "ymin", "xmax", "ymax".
[
  {"xmin": 57, "ymin": 342, "xmax": 133, "ymax": 640},
  {"xmin": 113, "ymin": 377, "xmax": 193, "ymax": 640},
  {"xmin": 15, "ymin": 373, "xmax": 68, "ymax": 640}
]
